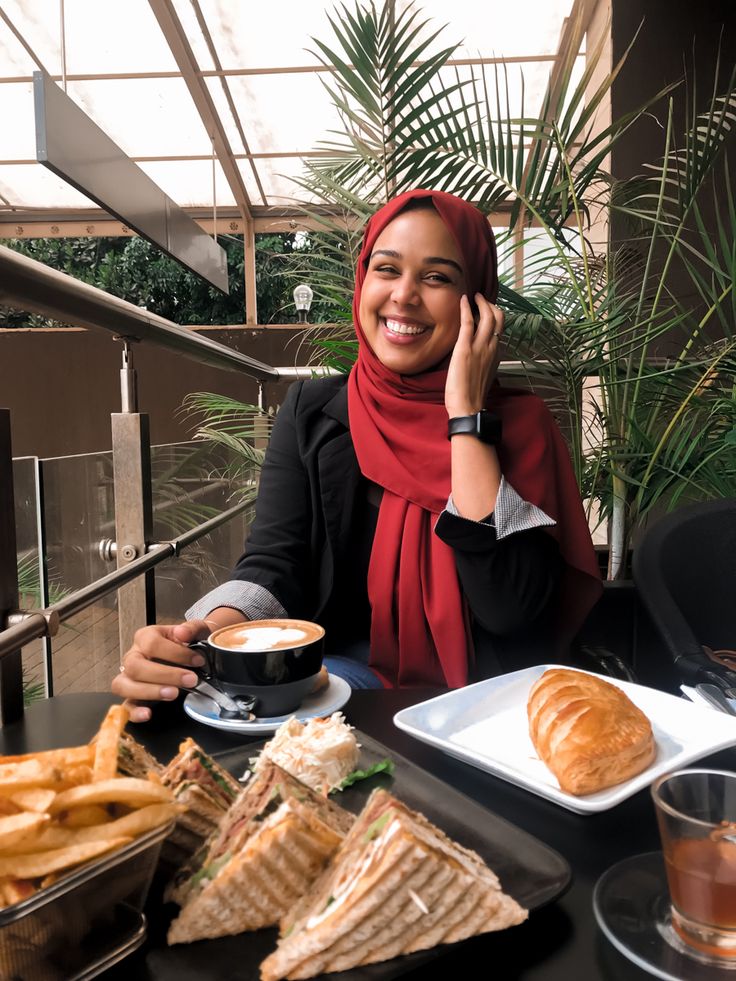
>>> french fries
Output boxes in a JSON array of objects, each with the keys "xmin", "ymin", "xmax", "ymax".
[
  {"xmin": 50, "ymin": 777, "xmax": 172, "ymax": 813},
  {"xmin": 0, "ymin": 746, "xmax": 94, "ymax": 768},
  {"xmin": 59, "ymin": 804, "xmax": 111, "ymax": 829},
  {"xmin": 0, "ymin": 837, "xmax": 133, "ymax": 879},
  {"xmin": 0, "ymin": 705, "xmax": 175, "ymax": 910},
  {"xmin": 9, "ymin": 789, "xmax": 56, "ymax": 813},
  {"xmin": 0, "ymin": 813, "xmax": 49, "ymax": 850},
  {"xmin": 6, "ymin": 803, "xmax": 182, "ymax": 855},
  {"xmin": 92, "ymin": 704, "xmax": 127, "ymax": 781},
  {"xmin": 0, "ymin": 760, "xmax": 65, "ymax": 793}
]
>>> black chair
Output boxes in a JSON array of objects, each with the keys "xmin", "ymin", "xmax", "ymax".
[{"xmin": 633, "ymin": 498, "xmax": 736, "ymax": 692}]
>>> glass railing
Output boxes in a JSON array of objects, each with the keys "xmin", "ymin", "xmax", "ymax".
[
  {"xmin": 21, "ymin": 442, "xmax": 253, "ymax": 697},
  {"xmin": 13, "ymin": 456, "xmax": 47, "ymax": 703},
  {"xmin": 0, "ymin": 249, "xmax": 287, "ymax": 722},
  {"xmin": 149, "ymin": 442, "xmax": 253, "ymax": 619}
]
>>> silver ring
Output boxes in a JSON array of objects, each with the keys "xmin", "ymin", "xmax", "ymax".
[{"xmin": 492, "ymin": 332, "xmax": 502, "ymax": 338}]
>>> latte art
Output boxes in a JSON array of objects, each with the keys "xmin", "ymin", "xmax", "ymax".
[
  {"xmin": 211, "ymin": 619, "xmax": 324, "ymax": 653},
  {"xmin": 221, "ymin": 626, "xmax": 309, "ymax": 652}
]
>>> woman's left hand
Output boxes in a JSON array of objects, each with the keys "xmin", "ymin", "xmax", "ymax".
[{"xmin": 445, "ymin": 294, "xmax": 504, "ymax": 417}]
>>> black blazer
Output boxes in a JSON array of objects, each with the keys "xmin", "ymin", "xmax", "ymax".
[{"xmin": 232, "ymin": 377, "xmax": 562, "ymax": 676}]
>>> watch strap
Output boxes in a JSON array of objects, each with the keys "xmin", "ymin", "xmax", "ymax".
[
  {"xmin": 447, "ymin": 415, "xmax": 478, "ymax": 438},
  {"xmin": 447, "ymin": 411, "xmax": 502, "ymax": 445}
]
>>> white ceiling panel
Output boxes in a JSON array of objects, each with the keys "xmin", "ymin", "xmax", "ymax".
[
  {"xmin": 189, "ymin": 0, "xmax": 340, "ymax": 70},
  {"xmin": 0, "ymin": 0, "xmax": 580, "ymax": 217},
  {"xmin": 0, "ymin": 162, "xmax": 96, "ymax": 209},
  {"xmin": 66, "ymin": 78, "xmax": 213, "ymax": 157},
  {"xmin": 1, "ymin": 0, "xmax": 179, "ymax": 76},
  {"xmin": 399, "ymin": 0, "xmax": 572, "ymax": 59},
  {"xmin": 0, "ymin": 83, "xmax": 37, "ymax": 159},
  {"xmin": 208, "ymin": 72, "xmax": 343, "ymax": 156},
  {"xmin": 138, "ymin": 159, "xmax": 236, "ymax": 209},
  {"xmin": 237, "ymin": 157, "xmax": 314, "ymax": 208},
  {"xmin": 1, "ymin": 0, "xmax": 64, "ymax": 76},
  {"xmin": 169, "ymin": 0, "xmax": 217, "ymax": 72}
]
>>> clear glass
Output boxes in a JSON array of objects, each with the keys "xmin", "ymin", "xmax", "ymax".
[
  {"xmin": 652, "ymin": 768, "xmax": 736, "ymax": 965},
  {"xmin": 13, "ymin": 455, "xmax": 47, "ymax": 702},
  {"xmin": 52, "ymin": 604, "xmax": 119, "ymax": 695},
  {"xmin": 39, "ymin": 441, "xmax": 253, "ymax": 693},
  {"xmin": 150, "ymin": 441, "xmax": 253, "ymax": 622}
]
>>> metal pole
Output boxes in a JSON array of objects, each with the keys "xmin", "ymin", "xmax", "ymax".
[
  {"xmin": 0, "ymin": 245, "xmax": 278, "ymax": 380},
  {"xmin": 254, "ymin": 381, "xmax": 270, "ymax": 454},
  {"xmin": 34, "ymin": 457, "xmax": 53, "ymax": 696},
  {"xmin": 112, "ymin": 340, "xmax": 155, "ymax": 655},
  {"xmin": 244, "ymin": 218, "xmax": 257, "ymax": 325},
  {"xmin": 0, "ymin": 495, "xmax": 254, "ymax": 661},
  {"xmin": 59, "ymin": 0, "xmax": 67, "ymax": 93},
  {"xmin": 0, "ymin": 410, "xmax": 24, "ymax": 723},
  {"xmin": 119, "ymin": 337, "xmax": 138, "ymax": 414}
]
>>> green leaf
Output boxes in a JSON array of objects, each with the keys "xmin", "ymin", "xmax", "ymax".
[{"xmin": 333, "ymin": 758, "xmax": 395, "ymax": 791}]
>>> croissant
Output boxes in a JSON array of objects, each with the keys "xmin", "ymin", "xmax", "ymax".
[{"xmin": 527, "ymin": 669, "xmax": 656, "ymax": 796}]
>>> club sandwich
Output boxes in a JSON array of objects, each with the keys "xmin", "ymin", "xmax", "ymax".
[
  {"xmin": 167, "ymin": 761, "xmax": 354, "ymax": 944},
  {"xmin": 116, "ymin": 731, "xmax": 164, "ymax": 779},
  {"xmin": 159, "ymin": 738, "xmax": 240, "ymax": 861},
  {"xmin": 260, "ymin": 788, "xmax": 528, "ymax": 981}
]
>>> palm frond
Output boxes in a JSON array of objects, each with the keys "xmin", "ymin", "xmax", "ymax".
[
  {"xmin": 257, "ymin": 3, "xmax": 736, "ymax": 575},
  {"xmin": 179, "ymin": 393, "xmax": 273, "ymax": 488}
]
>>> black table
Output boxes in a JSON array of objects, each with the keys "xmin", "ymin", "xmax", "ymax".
[{"xmin": 4, "ymin": 690, "xmax": 731, "ymax": 981}]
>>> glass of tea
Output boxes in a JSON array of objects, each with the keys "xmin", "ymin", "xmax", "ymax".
[{"xmin": 652, "ymin": 768, "xmax": 736, "ymax": 964}]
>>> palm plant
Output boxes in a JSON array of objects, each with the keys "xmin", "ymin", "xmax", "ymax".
[
  {"xmin": 282, "ymin": 1, "xmax": 661, "ymax": 446},
  {"xmin": 179, "ymin": 393, "xmax": 273, "ymax": 488},
  {"xmin": 279, "ymin": 1, "xmax": 736, "ymax": 577},
  {"xmin": 148, "ymin": 441, "xmax": 259, "ymax": 591},
  {"xmin": 303, "ymin": 3, "xmax": 636, "ymax": 216},
  {"xmin": 185, "ymin": 1, "xmax": 736, "ymax": 579}
]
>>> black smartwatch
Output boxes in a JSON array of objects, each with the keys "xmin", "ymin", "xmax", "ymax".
[{"xmin": 447, "ymin": 410, "xmax": 502, "ymax": 445}]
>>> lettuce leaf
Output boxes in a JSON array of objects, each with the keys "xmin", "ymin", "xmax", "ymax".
[{"xmin": 333, "ymin": 758, "xmax": 395, "ymax": 792}]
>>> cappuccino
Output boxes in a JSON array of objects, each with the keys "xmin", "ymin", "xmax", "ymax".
[
  {"xmin": 211, "ymin": 619, "xmax": 324, "ymax": 653},
  {"xmin": 202, "ymin": 619, "xmax": 325, "ymax": 715}
]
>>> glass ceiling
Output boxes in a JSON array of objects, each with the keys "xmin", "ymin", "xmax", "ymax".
[{"xmin": 0, "ymin": 0, "xmax": 579, "ymax": 218}]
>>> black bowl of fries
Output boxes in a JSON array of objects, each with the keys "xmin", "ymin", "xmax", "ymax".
[{"xmin": 0, "ymin": 706, "xmax": 178, "ymax": 981}]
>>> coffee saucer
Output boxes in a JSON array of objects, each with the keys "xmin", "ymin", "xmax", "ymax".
[
  {"xmin": 182, "ymin": 673, "xmax": 351, "ymax": 734},
  {"xmin": 594, "ymin": 851, "xmax": 736, "ymax": 979}
]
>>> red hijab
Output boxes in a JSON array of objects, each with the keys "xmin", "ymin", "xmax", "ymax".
[{"xmin": 347, "ymin": 189, "xmax": 601, "ymax": 688}]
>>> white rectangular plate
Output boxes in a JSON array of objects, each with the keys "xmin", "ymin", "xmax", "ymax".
[{"xmin": 393, "ymin": 665, "xmax": 736, "ymax": 814}]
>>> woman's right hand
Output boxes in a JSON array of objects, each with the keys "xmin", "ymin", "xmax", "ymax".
[{"xmin": 111, "ymin": 620, "xmax": 211, "ymax": 723}]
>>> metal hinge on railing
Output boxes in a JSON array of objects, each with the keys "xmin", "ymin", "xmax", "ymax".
[
  {"xmin": 3, "ymin": 609, "xmax": 60, "ymax": 638},
  {"xmin": 98, "ymin": 540, "xmax": 178, "ymax": 562}
]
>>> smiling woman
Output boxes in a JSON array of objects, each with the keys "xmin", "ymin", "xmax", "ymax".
[
  {"xmin": 113, "ymin": 189, "xmax": 602, "ymax": 718},
  {"xmin": 358, "ymin": 204, "xmax": 467, "ymax": 376}
]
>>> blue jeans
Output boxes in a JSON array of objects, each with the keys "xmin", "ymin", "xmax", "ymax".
[
  {"xmin": 324, "ymin": 640, "xmax": 383, "ymax": 689},
  {"xmin": 324, "ymin": 656, "xmax": 383, "ymax": 689}
]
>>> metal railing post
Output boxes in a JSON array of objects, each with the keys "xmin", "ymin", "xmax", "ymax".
[
  {"xmin": 0, "ymin": 410, "xmax": 24, "ymax": 723},
  {"xmin": 34, "ymin": 457, "xmax": 53, "ymax": 696},
  {"xmin": 112, "ymin": 340, "xmax": 155, "ymax": 655}
]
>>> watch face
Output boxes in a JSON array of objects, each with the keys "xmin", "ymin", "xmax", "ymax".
[{"xmin": 478, "ymin": 411, "xmax": 502, "ymax": 445}]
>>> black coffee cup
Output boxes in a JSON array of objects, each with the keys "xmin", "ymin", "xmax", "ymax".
[{"xmin": 198, "ymin": 619, "xmax": 325, "ymax": 717}]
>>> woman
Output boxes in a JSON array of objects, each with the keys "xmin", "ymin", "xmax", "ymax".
[{"xmin": 113, "ymin": 190, "xmax": 601, "ymax": 721}]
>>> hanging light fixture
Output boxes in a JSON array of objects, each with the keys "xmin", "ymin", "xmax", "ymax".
[{"xmin": 293, "ymin": 284, "xmax": 314, "ymax": 323}]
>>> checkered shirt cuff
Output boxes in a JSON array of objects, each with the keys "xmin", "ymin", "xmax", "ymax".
[
  {"xmin": 186, "ymin": 580, "xmax": 287, "ymax": 622},
  {"xmin": 446, "ymin": 476, "xmax": 556, "ymax": 540}
]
